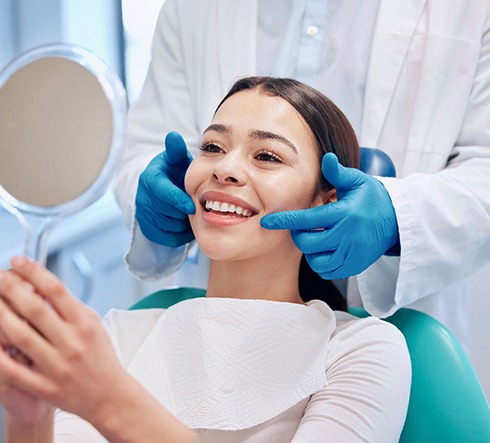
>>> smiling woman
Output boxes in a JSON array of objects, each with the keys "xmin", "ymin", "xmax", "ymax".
[
  {"xmin": 0, "ymin": 77, "xmax": 410, "ymax": 443},
  {"xmin": 186, "ymin": 77, "xmax": 358, "ymax": 307}
]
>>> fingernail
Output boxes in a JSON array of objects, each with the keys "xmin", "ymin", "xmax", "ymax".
[{"xmin": 11, "ymin": 256, "xmax": 26, "ymax": 268}]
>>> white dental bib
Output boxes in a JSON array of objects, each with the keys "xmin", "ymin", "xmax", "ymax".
[{"xmin": 126, "ymin": 297, "xmax": 336, "ymax": 431}]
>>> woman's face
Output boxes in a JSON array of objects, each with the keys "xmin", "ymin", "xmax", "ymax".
[{"xmin": 185, "ymin": 88, "xmax": 332, "ymax": 263}]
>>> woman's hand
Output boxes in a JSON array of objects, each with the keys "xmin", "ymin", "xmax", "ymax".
[
  {"xmin": 0, "ymin": 256, "xmax": 197, "ymax": 443},
  {"xmin": 0, "ymin": 327, "xmax": 54, "ymax": 429},
  {"xmin": 0, "ymin": 256, "xmax": 128, "ymax": 425}
]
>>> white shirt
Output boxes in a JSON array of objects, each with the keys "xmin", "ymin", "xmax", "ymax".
[
  {"xmin": 54, "ymin": 298, "xmax": 410, "ymax": 442},
  {"xmin": 257, "ymin": 0, "xmax": 380, "ymax": 135}
]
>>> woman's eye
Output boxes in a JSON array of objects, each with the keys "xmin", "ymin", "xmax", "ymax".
[
  {"xmin": 255, "ymin": 151, "xmax": 282, "ymax": 163},
  {"xmin": 199, "ymin": 143, "xmax": 223, "ymax": 154}
]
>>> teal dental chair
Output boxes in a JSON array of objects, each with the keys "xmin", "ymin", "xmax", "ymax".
[{"xmin": 130, "ymin": 287, "xmax": 490, "ymax": 443}]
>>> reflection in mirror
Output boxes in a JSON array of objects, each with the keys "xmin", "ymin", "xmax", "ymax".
[{"xmin": 0, "ymin": 44, "xmax": 127, "ymax": 264}]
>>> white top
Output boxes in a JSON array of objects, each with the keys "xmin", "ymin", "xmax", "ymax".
[{"xmin": 54, "ymin": 298, "xmax": 411, "ymax": 442}]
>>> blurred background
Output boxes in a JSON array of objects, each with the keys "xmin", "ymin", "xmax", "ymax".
[{"xmin": 0, "ymin": 0, "xmax": 488, "ymax": 438}]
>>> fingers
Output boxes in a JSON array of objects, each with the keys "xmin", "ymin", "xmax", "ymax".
[
  {"xmin": 137, "ymin": 215, "xmax": 195, "ymax": 248},
  {"xmin": 321, "ymin": 152, "xmax": 365, "ymax": 191},
  {"xmin": 0, "ymin": 269, "xmax": 68, "ymax": 348},
  {"xmin": 0, "ymin": 295, "xmax": 58, "ymax": 374},
  {"xmin": 321, "ymin": 153, "xmax": 341, "ymax": 187},
  {"xmin": 164, "ymin": 131, "xmax": 193, "ymax": 167},
  {"xmin": 8, "ymin": 257, "xmax": 81, "ymax": 323},
  {"xmin": 291, "ymin": 229, "xmax": 339, "ymax": 255},
  {"xmin": 0, "ymin": 345, "xmax": 52, "ymax": 394},
  {"xmin": 261, "ymin": 204, "xmax": 340, "ymax": 231},
  {"xmin": 160, "ymin": 185, "xmax": 196, "ymax": 215},
  {"xmin": 139, "ymin": 156, "xmax": 196, "ymax": 215},
  {"xmin": 0, "ymin": 327, "xmax": 32, "ymax": 367}
]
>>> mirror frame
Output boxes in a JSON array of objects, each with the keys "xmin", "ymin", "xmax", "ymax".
[
  {"xmin": 0, "ymin": 43, "xmax": 127, "ymax": 217},
  {"xmin": 0, "ymin": 44, "xmax": 127, "ymax": 263}
]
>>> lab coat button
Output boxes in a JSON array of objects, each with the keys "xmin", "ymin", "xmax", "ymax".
[{"xmin": 306, "ymin": 26, "xmax": 319, "ymax": 37}]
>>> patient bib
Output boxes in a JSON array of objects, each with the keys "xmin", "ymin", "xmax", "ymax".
[{"xmin": 126, "ymin": 297, "xmax": 336, "ymax": 430}]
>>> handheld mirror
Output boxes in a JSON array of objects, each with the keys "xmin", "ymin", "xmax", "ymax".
[{"xmin": 0, "ymin": 44, "xmax": 127, "ymax": 264}]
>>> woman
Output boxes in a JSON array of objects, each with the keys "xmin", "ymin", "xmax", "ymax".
[{"xmin": 0, "ymin": 77, "xmax": 410, "ymax": 442}]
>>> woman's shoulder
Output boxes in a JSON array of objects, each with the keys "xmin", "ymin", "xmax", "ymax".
[
  {"xmin": 334, "ymin": 309, "xmax": 407, "ymax": 346},
  {"xmin": 329, "ymin": 309, "xmax": 410, "ymax": 371},
  {"xmin": 307, "ymin": 300, "xmax": 406, "ymax": 347}
]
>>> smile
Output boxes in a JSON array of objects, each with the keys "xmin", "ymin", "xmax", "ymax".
[{"xmin": 204, "ymin": 200, "xmax": 254, "ymax": 217}]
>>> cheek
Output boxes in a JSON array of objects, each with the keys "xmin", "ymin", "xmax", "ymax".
[
  {"xmin": 262, "ymin": 175, "xmax": 318, "ymax": 213},
  {"xmin": 184, "ymin": 161, "xmax": 201, "ymax": 196}
]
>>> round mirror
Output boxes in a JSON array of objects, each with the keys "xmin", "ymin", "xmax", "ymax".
[{"xmin": 0, "ymin": 44, "xmax": 127, "ymax": 263}]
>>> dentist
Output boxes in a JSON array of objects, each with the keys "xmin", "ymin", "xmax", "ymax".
[{"xmin": 114, "ymin": 0, "xmax": 490, "ymax": 346}]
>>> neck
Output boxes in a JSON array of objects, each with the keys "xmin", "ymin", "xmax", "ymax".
[{"xmin": 206, "ymin": 251, "xmax": 303, "ymax": 304}]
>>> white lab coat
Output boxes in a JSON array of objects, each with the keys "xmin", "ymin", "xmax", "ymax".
[{"xmin": 114, "ymin": 0, "xmax": 490, "ymax": 344}]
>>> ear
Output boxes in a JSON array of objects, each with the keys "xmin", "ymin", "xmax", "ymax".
[{"xmin": 313, "ymin": 188, "xmax": 337, "ymax": 207}]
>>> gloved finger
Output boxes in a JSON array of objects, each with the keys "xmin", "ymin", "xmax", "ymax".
[
  {"xmin": 150, "ymin": 203, "xmax": 191, "ymax": 221},
  {"xmin": 146, "ymin": 212, "xmax": 191, "ymax": 234},
  {"xmin": 140, "ymin": 174, "xmax": 195, "ymax": 215},
  {"xmin": 157, "ymin": 229, "xmax": 195, "ymax": 249},
  {"xmin": 290, "ymin": 229, "xmax": 341, "ymax": 255},
  {"xmin": 164, "ymin": 131, "xmax": 193, "ymax": 167},
  {"xmin": 136, "ymin": 193, "xmax": 190, "ymax": 222},
  {"xmin": 305, "ymin": 249, "xmax": 344, "ymax": 276},
  {"xmin": 138, "ymin": 218, "xmax": 194, "ymax": 247},
  {"xmin": 261, "ymin": 204, "xmax": 342, "ymax": 231},
  {"xmin": 160, "ymin": 184, "xmax": 196, "ymax": 215},
  {"xmin": 322, "ymin": 152, "xmax": 365, "ymax": 192}
]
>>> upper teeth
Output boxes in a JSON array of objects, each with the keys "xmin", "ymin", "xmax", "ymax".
[{"xmin": 205, "ymin": 200, "xmax": 253, "ymax": 217}]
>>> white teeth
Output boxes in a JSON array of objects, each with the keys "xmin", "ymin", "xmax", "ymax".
[{"xmin": 204, "ymin": 200, "xmax": 253, "ymax": 217}]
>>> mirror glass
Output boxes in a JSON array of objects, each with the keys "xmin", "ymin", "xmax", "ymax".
[{"xmin": 0, "ymin": 44, "xmax": 127, "ymax": 263}]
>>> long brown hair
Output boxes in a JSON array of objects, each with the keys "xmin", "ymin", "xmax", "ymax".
[{"xmin": 216, "ymin": 77, "xmax": 360, "ymax": 311}]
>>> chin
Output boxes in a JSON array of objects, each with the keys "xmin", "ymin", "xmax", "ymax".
[{"xmin": 196, "ymin": 236, "xmax": 246, "ymax": 262}]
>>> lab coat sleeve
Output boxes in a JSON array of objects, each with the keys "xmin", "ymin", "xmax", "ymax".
[
  {"xmin": 292, "ymin": 316, "xmax": 411, "ymax": 442},
  {"xmin": 358, "ymin": 8, "xmax": 490, "ymax": 317},
  {"xmin": 113, "ymin": 0, "xmax": 201, "ymax": 280}
]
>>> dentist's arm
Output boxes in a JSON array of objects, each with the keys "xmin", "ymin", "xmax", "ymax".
[{"xmin": 261, "ymin": 153, "xmax": 399, "ymax": 280}]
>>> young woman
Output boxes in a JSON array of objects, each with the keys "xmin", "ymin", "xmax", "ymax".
[{"xmin": 0, "ymin": 77, "xmax": 410, "ymax": 442}]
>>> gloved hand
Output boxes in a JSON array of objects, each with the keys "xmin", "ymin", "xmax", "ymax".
[
  {"xmin": 260, "ymin": 153, "xmax": 400, "ymax": 279},
  {"xmin": 135, "ymin": 131, "xmax": 196, "ymax": 247}
]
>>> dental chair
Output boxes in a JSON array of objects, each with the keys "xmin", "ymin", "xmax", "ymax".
[
  {"xmin": 130, "ymin": 287, "xmax": 490, "ymax": 443},
  {"xmin": 129, "ymin": 148, "xmax": 490, "ymax": 441}
]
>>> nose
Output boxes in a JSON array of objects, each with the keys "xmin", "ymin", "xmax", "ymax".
[{"xmin": 212, "ymin": 151, "xmax": 245, "ymax": 185}]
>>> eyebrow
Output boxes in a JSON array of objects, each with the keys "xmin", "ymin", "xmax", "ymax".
[
  {"xmin": 203, "ymin": 123, "xmax": 230, "ymax": 135},
  {"xmin": 249, "ymin": 129, "xmax": 298, "ymax": 154},
  {"xmin": 203, "ymin": 124, "xmax": 298, "ymax": 154}
]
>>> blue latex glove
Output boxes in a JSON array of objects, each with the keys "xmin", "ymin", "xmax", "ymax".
[
  {"xmin": 261, "ymin": 153, "xmax": 400, "ymax": 279},
  {"xmin": 135, "ymin": 131, "xmax": 196, "ymax": 247}
]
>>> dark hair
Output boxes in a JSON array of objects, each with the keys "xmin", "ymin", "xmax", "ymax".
[{"xmin": 217, "ymin": 77, "xmax": 360, "ymax": 311}]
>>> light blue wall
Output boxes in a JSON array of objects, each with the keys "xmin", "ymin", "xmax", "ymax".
[{"xmin": 0, "ymin": 0, "xmax": 123, "ymax": 78}]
